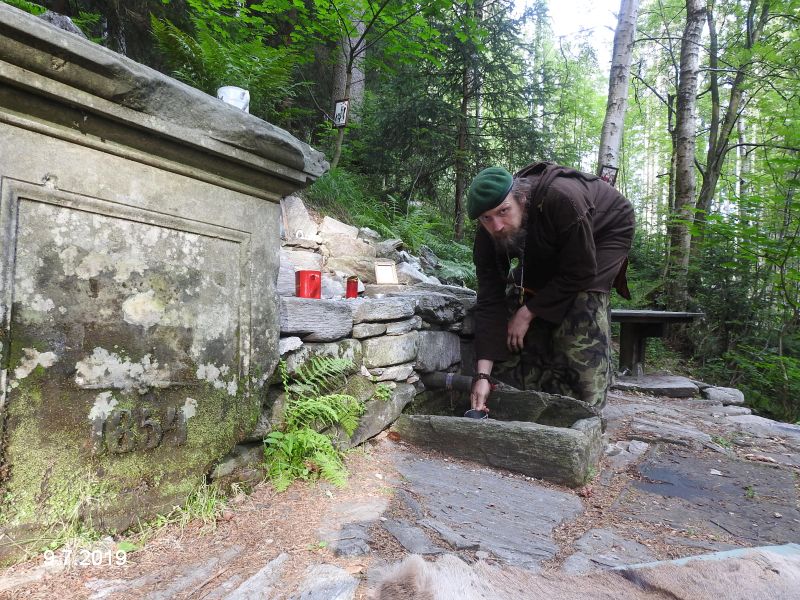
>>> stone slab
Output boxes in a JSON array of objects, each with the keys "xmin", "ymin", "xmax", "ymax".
[
  {"xmin": 289, "ymin": 564, "xmax": 358, "ymax": 600},
  {"xmin": 392, "ymin": 415, "xmax": 603, "ymax": 487},
  {"xmin": 279, "ymin": 337, "xmax": 303, "ymax": 356},
  {"xmin": 412, "ymin": 282, "xmax": 477, "ymax": 312},
  {"xmin": 629, "ymin": 417, "xmax": 713, "ymax": 448},
  {"xmin": 282, "ymin": 196, "xmax": 318, "ymax": 241},
  {"xmin": 281, "ymin": 247, "xmax": 323, "ymax": 272},
  {"xmin": 419, "ymin": 518, "xmax": 480, "ymax": 551},
  {"xmin": 326, "ymin": 256, "xmax": 380, "ymax": 284},
  {"xmin": 358, "ymin": 227, "xmax": 381, "ymax": 242},
  {"xmin": 351, "ymin": 297, "xmax": 416, "ymax": 323},
  {"xmin": 144, "ymin": 545, "xmax": 245, "ymax": 599},
  {"xmin": 368, "ymin": 363, "xmax": 415, "ymax": 382},
  {"xmin": 352, "ymin": 322, "xmax": 388, "ymax": 339},
  {"xmin": 611, "ymin": 375, "xmax": 699, "ymax": 398},
  {"xmin": 320, "ymin": 216, "xmax": 359, "ymax": 238},
  {"xmin": 605, "ymin": 440, "xmax": 650, "ymax": 471},
  {"xmin": 283, "ymin": 238, "xmax": 320, "ymax": 250},
  {"xmin": 279, "ymin": 298, "xmax": 353, "ymax": 342},
  {"xmin": 321, "ymin": 233, "xmax": 376, "ymax": 258},
  {"xmin": 396, "ymin": 261, "xmax": 438, "ymax": 284},
  {"xmin": 725, "ymin": 415, "xmax": 800, "ymax": 446},
  {"xmin": 385, "ymin": 316, "xmax": 423, "ymax": 335},
  {"xmin": 321, "ymin": 273, "xmax": 346, "ymax": 299},
  {"xmin": 345, "ymin": 383, "xmax": 416, "ymax": 447},
  {"xmin": 615, "ymin": 444, "xmax": 800, "ymax": 544},
  {"xmin": 278, "ymin": 263, "xmax": 296, "ymax": 296},
  {"xmin": 705, "ymin": 405, "xmax": 752, "ymax": 417},
  {"xmin": 561, "ymin": 528, "xmax": 657, "ymax": 574},
  {"xmin": 209, "ymin": 444, "xmax": 264, "ymax": 487},
  {"xmin": 392, "ymin": 452, "xmax": 584, "ymax": 570},
  {"xmin": 388, "ymin": 291, "xmax": 465, "ymax": 325},
  {"xmin": 702, "ymin": 386, "xmax": 746, "ymax": 405},
  {"xmin": 324, "ymin": 523, "xmax": 372, "ymax": 557},
  {"xmin": 415, "ymin": 331, "xmax": 461, "ymax": 372},
  {"xmin": 225, "ymin": 553, "xmax": 288, "ymax": 600},
  {"xmin": 383, "ymin": 518, "xmax": 446, "ymax": 554},
  {"xmin": 317, "ymin": 498, "xmax": 388, "ymax": 557},
  {"xmin": 362, "ymin": 332, "xmax": 419, "ymax": 368}
]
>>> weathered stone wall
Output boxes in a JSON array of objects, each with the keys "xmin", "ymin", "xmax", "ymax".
[
  {"xmin": 0, "ymin": 4, "xmax": 325, "ymax": 560},
  {"xmin": 216, "ymin": 197, "xmax": 476, "ymax": 484}
]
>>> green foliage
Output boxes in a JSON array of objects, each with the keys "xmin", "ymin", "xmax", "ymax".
[
  {"xmin": 3, "ymin": 0, "xmax": 45, "ymax": 14},
  {"xmin": 304, "ymin": 168, "xmax": 380, "ymax": 226},
  {"xmin": 644, "ymin": 339, "xmax": 687, "ymax": 375},
  {"xmin": 264, "ymin": 358, "xmax": 364, "ymax": 491},
  {"xmin": 700, "ymin": 346, "xmax": 800, "ymax": 424},
  {"xmin": 373, "ymin": 383, "xmax": 393, "ymax": 402},
  {"xmin": 176, "ymin": 481, "xmax": 227, "ymax": 527},
  {"xmin": 264, "ymin": 429, "xmax": 348, "ymax": 491},
  {"xmin": 124, "ymin": 481, "xmax": 226, "ymax": 548},
  {"xmin": 151, "ymin": 15, "xmax": 296, "ymax": 122},
  {"xmin": 712, "ymin": 435, "xmax": 733, "ymax": 449},
  {"xmin": 71, "ymin": 11, "xmax": 103, "ymax": 43}
]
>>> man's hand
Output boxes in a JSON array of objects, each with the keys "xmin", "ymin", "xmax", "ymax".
[
  {"xmin": 470, "ymin": 378, "xmax": 492, "ymax": 412},
  {"xmin": 507, "ymin": 305, "xmax": 534, "ymax": 352}
]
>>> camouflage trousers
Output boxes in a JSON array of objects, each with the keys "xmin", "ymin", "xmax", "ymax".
[{"xmin": 493, "ymin": 291, "xmax": 612, "ymax": 408}]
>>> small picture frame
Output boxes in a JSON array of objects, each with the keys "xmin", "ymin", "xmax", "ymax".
[
  {"xmin": 374, "ymin": 260, "xmax": 398, "ymax": 284},
  {"xmin": 332, "ymin": 99, "xmax": 349, "ymax": 128},
  {"xmin": 599, "ymin": 165, "xmax": 618, "ymax": 187}
]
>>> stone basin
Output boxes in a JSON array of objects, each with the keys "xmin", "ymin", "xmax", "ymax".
[{"xmin": 391, "ymin": 387, "xmax": 603, "ymax": 487}]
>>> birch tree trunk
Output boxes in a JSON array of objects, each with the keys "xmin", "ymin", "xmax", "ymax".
[
  {"xmin": 665, "ymin": 0, "xmax": 706, "ymax": 310},
  {"xmin": 597, "ymin": 0, "xmax": 640, "ymax": 183}
]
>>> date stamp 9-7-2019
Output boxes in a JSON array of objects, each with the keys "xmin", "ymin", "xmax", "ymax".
[{"xmin": 43, "ymin": 547, "xmax": 128, "ymax": 568}]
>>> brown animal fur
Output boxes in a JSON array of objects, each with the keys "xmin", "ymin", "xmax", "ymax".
[{"xmin": 373, "ymin": 549, "xmax": 800, "ymax": 600}]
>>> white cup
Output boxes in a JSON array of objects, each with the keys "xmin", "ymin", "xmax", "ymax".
[{"xmin": 216, "ymin": 86, "xmax": 250, "ymax": 113}]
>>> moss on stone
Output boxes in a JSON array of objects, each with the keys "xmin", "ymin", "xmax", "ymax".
[{"xmin": 0, "ymin": 367, "xmax": 262, "ymax": 564}]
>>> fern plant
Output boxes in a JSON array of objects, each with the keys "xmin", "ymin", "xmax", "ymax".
[
  {"xmin": 4, "ymin": 0, "xmax": 45, "ymax": 14},
  {"xmin": 264, "ymin": 357, "xmax": 364, "ymax": 491},
  {"xmin": 150, "ymin": 16, "xmax": 297, "ymax": 123},
  {"xmin": 373, "ymin": 383, "xmax": 393, "ymax": 402}
]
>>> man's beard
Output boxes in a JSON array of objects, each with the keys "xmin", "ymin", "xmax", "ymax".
[{"xmin": 491, "ymin": 225, "xmax": 527, "ymax": 256}]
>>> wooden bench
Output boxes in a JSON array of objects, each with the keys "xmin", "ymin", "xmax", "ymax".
[{"xmin": 610, "ymin": 310, "xmax": 703, "ymax": 376}]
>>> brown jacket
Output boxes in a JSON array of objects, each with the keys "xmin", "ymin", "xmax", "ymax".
[{"xmin": 473, "ymin": 162, "xmax": 635, "ymax": 362}]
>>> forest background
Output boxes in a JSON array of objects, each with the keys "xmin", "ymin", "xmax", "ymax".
[{"xmin": 5, "ymin": 0, "xmax": 799, "ymax": 424}]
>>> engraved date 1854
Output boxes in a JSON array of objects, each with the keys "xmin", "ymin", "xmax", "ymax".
[{"xmin": 91, "ymin": 406, "xmax": 187, "ymax": 455}]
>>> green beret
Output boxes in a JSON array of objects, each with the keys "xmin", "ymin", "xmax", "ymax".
[{"xmin": 466, "ymin": 167, "xmax": 514, "ymax": 220}]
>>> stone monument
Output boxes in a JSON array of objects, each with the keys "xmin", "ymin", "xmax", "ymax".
[{"xmin": 0, "ymin": 4, "xmax": 326, "ymax": 561}]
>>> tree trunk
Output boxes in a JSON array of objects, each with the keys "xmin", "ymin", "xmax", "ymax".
[
  {"xmin": 330, "ymin": 65, "xmax": 353, "ymax": 170},
  {"xmin": 693, "ymin": 0, "xmax": 769, "ymax": 244},
  {"xmin": 597, "ymin": 0, "xmax": 640, "ymax": 183},
  {"xmin": 330, "ymin": 17, "xmax": 366, "ymax": 170},
  {"xmin": 332, "ymin": 19, "xmax": 366, "ymax": 122},
  {"xmin": 664, "ymin": 0, "xmax": 706, "ymax": 311},
  {"xmin": 454, "ymin": 63, "xmax": 469, "ymax": 241}
]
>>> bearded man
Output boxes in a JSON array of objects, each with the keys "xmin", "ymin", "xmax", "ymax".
[{"xmin": 468, "ymin": 162, "xmax": 635, "ymax": 414}]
